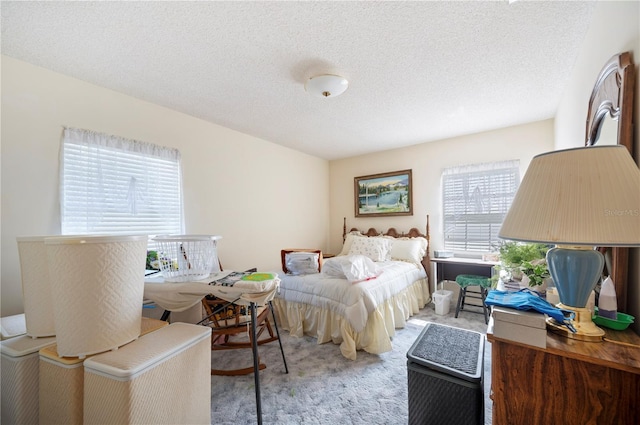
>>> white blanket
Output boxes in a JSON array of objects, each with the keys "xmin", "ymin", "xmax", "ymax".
[{"xmin": 276, "ymin": 261, "xmax": 427, "ymax": 332}]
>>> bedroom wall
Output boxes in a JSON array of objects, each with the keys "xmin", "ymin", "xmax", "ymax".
[
  {"xmin": 1, "ymin": 56, "xmax": 330, "ymax": 316},
  {"xmin": 554, "ymin": 0, "xmax": 640, "ymax": 332},
  {"xmin": 328, "ymin": 120, "xmax": 555, "ymax": 257}
]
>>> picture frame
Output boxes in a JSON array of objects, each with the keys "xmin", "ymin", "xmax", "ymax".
[{"xmin": 354, "ymin": 169, "xmax": 413, "ymax": 217}]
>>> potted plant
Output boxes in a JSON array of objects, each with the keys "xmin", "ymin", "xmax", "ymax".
[
  {"xmin": 492, "ymin": 241, "xmax": 551, "ymax": 289},
  {"xmin": 519, "ymin": 258, "xmax": 551, "ymax": 292}
]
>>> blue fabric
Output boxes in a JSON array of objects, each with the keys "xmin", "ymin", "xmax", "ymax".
[{"xmin": 485, "ymin": 289, "xmax": 576, "ymax": 332}]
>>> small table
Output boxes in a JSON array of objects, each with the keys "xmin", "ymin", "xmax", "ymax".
[
  {"xmin": 432, "ymin": 257, "xmax": 497, "ymax": 291},
  {"xmin": 144, "ymin": 271, "xmax": 280, "ymax": 425}
]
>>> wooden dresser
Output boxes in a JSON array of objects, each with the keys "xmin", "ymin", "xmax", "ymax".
[{"xmin": 486, "ymin": 321, "xmax": 640, "ymax": 424}]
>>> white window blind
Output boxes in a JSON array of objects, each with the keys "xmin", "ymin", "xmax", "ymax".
[
  {"xmin": 61, "ymin": 127, "xmax": 183, "ymax": 237},
  {"xmin": 442, "ymin": 160, "xmax": 520, "ymax": 253}
]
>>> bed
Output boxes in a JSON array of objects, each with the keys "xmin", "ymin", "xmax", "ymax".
[{"xmin": 273, "ymin": 216, "xmax": 431, "ymax": 360}]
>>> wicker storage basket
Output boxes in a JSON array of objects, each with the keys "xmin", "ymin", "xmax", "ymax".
[{"xmin": 152, "ymin": 235, "xmax": 221, "ymax": 282}]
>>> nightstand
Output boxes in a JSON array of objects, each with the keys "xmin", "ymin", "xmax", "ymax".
[{"xmin": 486, "ymin": 321, "xmax": 640, "ymax": 424}]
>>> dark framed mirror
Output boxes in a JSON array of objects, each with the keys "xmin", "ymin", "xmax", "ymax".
[{"xmin": 585, "ymin": 51, "xmax": 635, "ymax": 311}]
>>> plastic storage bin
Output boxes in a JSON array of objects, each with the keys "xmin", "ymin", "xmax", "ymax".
[
  {"xmin": 45, "ymin": 235, "xmax": 148, "ymax": 358},
  {"xmin": 407, "ymin": 322, "xmax": 484, "ymax": 425},
  {"xmin": 83, "ymin": 322, "xmax": 211, "ymax": 425},
  {"xmin": 1, "ymin": 334, "xmax": 56, "ymax": 425},
  {"xmin": 152, "ymin": 235, "xmax": 222, "ymax": 282},
  {"xmin": 38, "ymin": 317, "xmax": 168, "ymax": 425},
  {"xmin": 433, "ymin": 289, "xmax": 453, "ymax": 315}
]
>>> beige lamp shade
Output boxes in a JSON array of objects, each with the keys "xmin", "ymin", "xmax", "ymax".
[{"xmin": 499, "ymin": 145, "xmax": 640, "ymax": 247}]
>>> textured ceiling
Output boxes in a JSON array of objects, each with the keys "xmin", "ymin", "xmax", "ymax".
[{"xmin": 1, "ymin": 1, "xmax": 596, "ymax": 160}]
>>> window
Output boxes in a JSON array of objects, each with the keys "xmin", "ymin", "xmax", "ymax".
[
  {"xmin": 61, "ymin": 127, "xmax": 183, "ymax": 237},
  {"xmin": 442, "ymin": 160, "xmax": 519, "ymax": 253}
]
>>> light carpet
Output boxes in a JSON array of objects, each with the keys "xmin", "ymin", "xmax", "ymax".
[{"xmin": 209, "ymin": 304, "xmax": 491, "ymax": 425}]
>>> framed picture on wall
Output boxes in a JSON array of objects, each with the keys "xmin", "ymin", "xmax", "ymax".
[{"xmin": 354, "ymin": 169, "xmax": 413, "ymax": 217}]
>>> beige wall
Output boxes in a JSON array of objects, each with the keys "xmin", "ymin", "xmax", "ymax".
[
  {"xmin": 554, "ymin": 1, "xmax": 640, "ymax": 331},
  {"xmin": 328, "ymin": 120, "xmax": 555, "ymax": 256},
  {"xmin": 1, "ymin": 56, "xmax": 330, "ymax": 316}
]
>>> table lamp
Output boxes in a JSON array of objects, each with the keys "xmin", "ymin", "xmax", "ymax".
[{"xmin": 498, "ymin": 145, "xmax": 640, "ymax": 341}]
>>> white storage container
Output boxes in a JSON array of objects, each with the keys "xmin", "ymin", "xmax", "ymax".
[
  {"xmin": 45, "ymin": 235, "xmax": 147, "ymax": 357},
  {"xmin": 152, "ymin": 235, "xmax": 222, "ymax": 282},
  {"xmin": 83, "ymin": 323, "xmax": 211, "ymax": 425},
  {"xmin": 17, "ymin": 236, "xmax": 56, "ymax": 337},
  {"xmin": 1, "ymin": 335, "xmax": 56, "ymax": 425},
  {"xmin": 38, "ymin": 317, "xmax": 168, "ymax": 425},
  {"xmin": 39, "ymin": 344, "xmax": 86, "ymax": 425}
]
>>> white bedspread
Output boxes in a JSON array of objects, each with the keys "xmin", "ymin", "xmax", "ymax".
[{"xmin": 276, "ymin": 261, "xmax": 427, "ymax": 333}]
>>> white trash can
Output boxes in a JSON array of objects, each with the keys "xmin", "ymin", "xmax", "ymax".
[{"xmin": 433, "ymin": 290, "xmax": 453, "ymax": 315}]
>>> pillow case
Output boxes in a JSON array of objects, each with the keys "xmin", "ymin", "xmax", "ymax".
[
  {"xmin": 338, "ymin": 232, "xmax": 364, "ymax": 256},
  {"xmin": 322, "ymin": 255, "xmax": 381, "ymax": 283},
  {"xmin": 347, "ymin": 236, "xmax": 392, "ymax": 262},
  {"xmin": 390, "ymin": 237, "xmax": 428, "ymax": 264}
]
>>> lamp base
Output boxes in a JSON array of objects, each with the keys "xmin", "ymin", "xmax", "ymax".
[{"xmin": 546, "ymin": 304, "xmax": 604, "ymax": 342}]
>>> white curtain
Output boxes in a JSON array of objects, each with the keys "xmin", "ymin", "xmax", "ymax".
[{"xmin": 60, "ymin": 127, "xmax": 184, "ymax": 236}]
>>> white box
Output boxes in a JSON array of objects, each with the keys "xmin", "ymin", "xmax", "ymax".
[
  {"xmin": 434, "ymin": 250, "xmax": 453, "ymax": 258},
  {"xmin": 492, "ymin": 307, "xmax": 547, "ymax": 349},
  {"xmin": 433, "ymin": 289, "xmax": 453, "ymax": 315},
  {"xmin": 492, "ymin": 306, "xmax": 546, "ymax": 329},
  {"xmin": 83, "ymin": 323, "xmax": 211, "ymax": 425},
  {"xmin": 1, "ymin": 335, "xmax": 56, "ymax": 425}
]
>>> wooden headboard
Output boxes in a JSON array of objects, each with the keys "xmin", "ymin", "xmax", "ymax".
[{"xmin": 342, "ymin": 215, "xmax": 431, "ymax": 285}]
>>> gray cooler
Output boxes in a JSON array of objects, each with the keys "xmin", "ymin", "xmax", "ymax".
[{"xmin": 407, "ymin": 322, "xmax": 484, "ymax": 425}]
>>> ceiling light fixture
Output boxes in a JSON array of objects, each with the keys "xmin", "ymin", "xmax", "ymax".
[{"xmin": 305, "ymin": 74, "xmax": 349, "ymax": 98}]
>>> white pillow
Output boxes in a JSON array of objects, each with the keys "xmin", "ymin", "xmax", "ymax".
[
  {"xmin": 348, "ymin": 236, "xmax": 392, "ymax": 262},
  {"xmin": 341, "ymin": 255, "xmax": 381, "ymax": 283},
  {"xmin": 322, "ymin": 255, "xmax": 381, "ymax": 283},
  {"xmin": 321, "ymin": 257, "xmax": 346, "ymax": 277},
  {"xmin": 390, "ymin": 237, "xmax": 428, "ymax": 263},
  {"xmin": 338, "ymin": 232, "xmax": 364, "ymax": 256}
]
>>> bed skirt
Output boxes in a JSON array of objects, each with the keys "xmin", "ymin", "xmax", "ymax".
[{"xmin": 273, "ymin": 278, "xmax": 430, "ymax": 360}]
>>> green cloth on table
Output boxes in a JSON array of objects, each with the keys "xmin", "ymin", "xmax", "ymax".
[{"xmin": 455, "ymin": 274, "xmax": 491, "ymax": 288}]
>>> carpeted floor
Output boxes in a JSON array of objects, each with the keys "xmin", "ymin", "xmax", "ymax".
[{"xmin": 209, "ymin": 302, "xmax": 491, "ymax": 425}]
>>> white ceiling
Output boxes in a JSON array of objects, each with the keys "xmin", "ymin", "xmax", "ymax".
[{"xmin": 1, "ymin": 1, "xmax": 596, "ymax": 160}]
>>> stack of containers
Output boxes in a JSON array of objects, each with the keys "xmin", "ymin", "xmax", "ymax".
[
  {"xmin": 0, "ymin": 236, "xmax": 58, "ymax": 424},
  {"xmin": 4, "ymin": 233, "xmax": 211, "ymax": 424},
  {"xmin": 33, "ymin": 235, "xmax": 147, "ymax": 424},
  {"xmin": 39, "ymin": 317, "xmax": 168, "ymax": 425}
]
